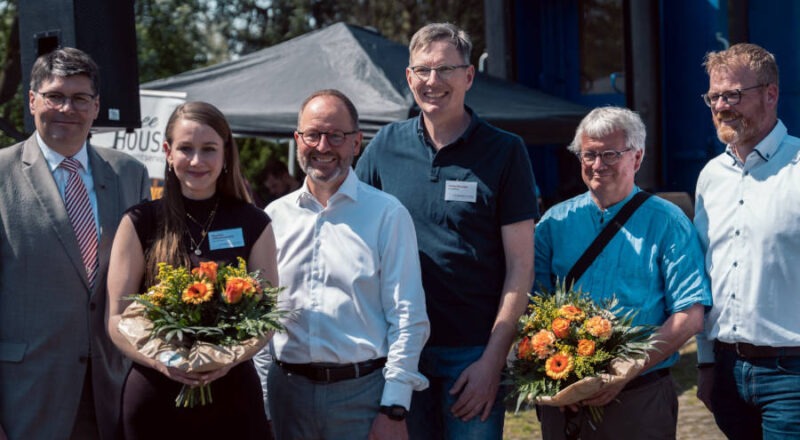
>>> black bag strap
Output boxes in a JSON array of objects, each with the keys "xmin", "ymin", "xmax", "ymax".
[{"xmin": 564, "ymin": 191, "xmax": 652, "ymax": 288}]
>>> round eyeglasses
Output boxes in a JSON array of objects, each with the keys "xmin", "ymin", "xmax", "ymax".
[
  {"xmin": 576, "ymin": 148, "xmax": 632, "ymax": 166},
  {"xmin": 36, "ymin": 91, "xmax": 97, "ymax": 111},
  {"xmin": 701, "ymin": 84, "xmax": 766, "ymax": 107},
  {"xmin": 297, "ymin": 130, "xmax": 358, "ymax": 147},
  {"xmin": 408, "ymin": 64, "xmax": 470, "ymax": 81}
]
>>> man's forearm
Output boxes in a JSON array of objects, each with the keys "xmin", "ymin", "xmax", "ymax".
[{"xmin": 643, "ymin": 303, "xmax": 705, "ymax": 371}]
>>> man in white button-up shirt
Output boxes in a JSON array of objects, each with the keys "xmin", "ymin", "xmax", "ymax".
[
  {"xmin": 695, "ymin": 43, "xmax": 800, "ymax": 439},
  {"xmin": 262, "ymin": 89, "xmax": 430, "ymax": 440}
]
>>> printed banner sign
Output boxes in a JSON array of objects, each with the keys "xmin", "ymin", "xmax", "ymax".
[{"xmin": 92, "ymin": 90, "xmax": 186, "ymax": 179}]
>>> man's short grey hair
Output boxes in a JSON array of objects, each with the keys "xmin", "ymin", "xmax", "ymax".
[
  {"xmin": 568, "ymin": 106, "xmax": 646, "ymax": 155},
  {"xmin": 409, "ymin": 23, "xmax": 472, "ymax": 65},
  {"xmin": 30, "ymin": 47, "xmax": 99, "ymax": 94}
]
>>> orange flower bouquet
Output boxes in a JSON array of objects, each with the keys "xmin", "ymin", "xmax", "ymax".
[
  {"xmin": 509, "ymin": 282, "xmax": 655, "ymax": 414},
  {"xmin": 117, "ymin": 258, "xmax": 284, "ymax": 407}
]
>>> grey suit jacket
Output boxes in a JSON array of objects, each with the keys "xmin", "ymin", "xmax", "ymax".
[{"xmin": 0, "ymin": 135, "xmax": 149, "ymax": 440}]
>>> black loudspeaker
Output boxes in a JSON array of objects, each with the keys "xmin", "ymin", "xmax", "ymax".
[{"xmin": 18, "ymin": 0, "xmax": 141, "ymax": 131}]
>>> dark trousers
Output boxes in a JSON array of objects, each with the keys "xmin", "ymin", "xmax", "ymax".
[
  {"xmin": 69, "ymin": 363, "xmax": 101, "ymax": 440},
  {"xmin": 538, "ymin": 372, "xmax": 678, "ymax": 440}
]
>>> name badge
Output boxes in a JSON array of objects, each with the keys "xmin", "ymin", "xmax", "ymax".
[
  {"xmin": 444, "ymin": 180, "xmax": 477, "ymax": 202},
  {"xmin": 208, "ymin": 228, "xmax": 245, "ymax": 250}
]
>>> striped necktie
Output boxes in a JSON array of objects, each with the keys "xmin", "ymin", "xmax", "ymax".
[{"xmin": 60, "ymin": 157, "xmax": 98, "ymax": 287}]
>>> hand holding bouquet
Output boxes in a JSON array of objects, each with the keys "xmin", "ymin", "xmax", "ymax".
[
  {"xmin": 509, "ymin": 282, "xmax": 655, "ymax": 415},
  {"xmin": 117, "ymin": 258, "xmax": 284, "ymax": 407}
]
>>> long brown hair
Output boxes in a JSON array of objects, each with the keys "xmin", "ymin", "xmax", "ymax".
[{"xmin": 144, "ymin": 101, "xmax": 252, "ymax": 285}]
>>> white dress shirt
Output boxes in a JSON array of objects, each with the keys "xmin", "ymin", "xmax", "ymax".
[
  {"xmin": 266, "ymin": 170, "xmax": 430, "ymax": 408},
  {"xmin": 694, "ymin": 120, "xmax": 800, "ymax": 362}
]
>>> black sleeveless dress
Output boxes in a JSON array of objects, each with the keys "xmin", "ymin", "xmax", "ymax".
[{"xmin": 120, "ymin": 195, "xmax": 271, "ymax": 439}]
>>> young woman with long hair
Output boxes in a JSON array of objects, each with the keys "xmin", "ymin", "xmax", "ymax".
[{"xmin": 106, "ymin": 101, "xmax": 277, "ymax": 438}]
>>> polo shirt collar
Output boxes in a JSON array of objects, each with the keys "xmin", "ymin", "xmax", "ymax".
[
  {"xmin": 415, "ymin": 106, "xmax": 480, "ymax": 148},
  {"xmin": 723, "ymin": 120, "xmax": 786, "ymax": 166}
]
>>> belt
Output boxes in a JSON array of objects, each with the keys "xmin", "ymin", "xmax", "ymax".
[
  {"xmin": 277, "ymin": 357, "xmax": 387, "ymax": 383},
  {"xmin": 623, "ymin": 368, "xmax": 670, "ymax": 392},
  {"xmin": 715, "ymin": 341, "xmax": 800, "ymax": 359}
]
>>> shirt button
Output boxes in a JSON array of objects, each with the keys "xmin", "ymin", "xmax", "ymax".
[
  {"xmin": 733, "ymin": 261, "xmax": 738, "ymax": 267},
  {"xmin": 735, "ymin": 230, "xmax": 740, "ymax": 236},
  {"xmin": 739, "ymin": 200, "xmax": 744, "ymax": 205},
  {"xmin": 733, "ymin": 325, "xmax": 737, "ymax": 332},
  {"xmin": 744, "ymin": 171, "xmax": 749, "ymax": 176}
]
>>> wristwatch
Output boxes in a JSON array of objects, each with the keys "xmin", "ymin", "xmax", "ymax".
[{"xmin": 379, "ymin": 404, "xmax": 408, "ymax": 421}]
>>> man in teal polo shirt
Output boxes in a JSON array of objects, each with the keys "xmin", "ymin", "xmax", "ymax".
[
  {"xmin": 356, "ymin": 23, "xmax": 537, "ymax": 440},
  {"xmin": 534, "ymin": 106, "xmax": 711, "ymax": 439}
]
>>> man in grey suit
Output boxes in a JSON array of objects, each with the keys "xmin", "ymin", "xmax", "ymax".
[{"xmin": 0, "ymin": 48, "xmax": 149, "ymax": 439}]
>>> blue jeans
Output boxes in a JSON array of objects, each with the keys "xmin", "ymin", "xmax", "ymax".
[
  {"xmin": 407, "ymin": 346, "xmax": 505, "ymax": 440},
  {"xmin": 711, "ymin": 349, "xmax": 800, "ymax": 439}
]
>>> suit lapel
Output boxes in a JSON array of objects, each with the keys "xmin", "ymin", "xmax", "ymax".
[
  {"xmin": 89, "ymin": 144, "xmax": 119, "ymax": 297},
  {"xmin": 20, "ymin": 136, "xmax": 91, "ymax": 290}
]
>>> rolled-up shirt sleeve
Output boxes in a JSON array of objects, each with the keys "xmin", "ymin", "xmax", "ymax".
[{"xmin": 379, "ymin": 203, "xmax": 430, "ymax": 409}]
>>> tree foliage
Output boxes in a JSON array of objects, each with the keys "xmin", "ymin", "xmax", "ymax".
[
  {"xmin": 0, "ymin": 0, "xmax": 23, "ymax": 146},
  {"xmin": 0, "ymin": 0, "xmax": 486, "ymax": 178}
]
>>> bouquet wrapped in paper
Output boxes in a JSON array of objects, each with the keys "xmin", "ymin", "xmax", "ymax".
[
  {"xmin": 508, "ymin": 282, "xmax": 655, "ymax": 413},
  {"xmin": 118, "ymin": 258, "xmax": 284, "ymax": 407}
]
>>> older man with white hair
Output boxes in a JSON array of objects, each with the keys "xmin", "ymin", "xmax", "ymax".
[{"xmin": 534, "ymin": 106, "xmax": 711, "ymax": 440}]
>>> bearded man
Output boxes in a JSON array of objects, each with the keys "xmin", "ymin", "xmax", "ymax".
[{"xmin": 694, "ymin": 43, "xmax": 800, "ymax": 439}]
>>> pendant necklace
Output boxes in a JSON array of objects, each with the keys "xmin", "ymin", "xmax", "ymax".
[{"xmin": 185, "ymin": 198, "xmax": 220, "ymax": 256}]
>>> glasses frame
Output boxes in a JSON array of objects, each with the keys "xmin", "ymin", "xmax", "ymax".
[
  {"xmin": 408, "ymin": 64, "xmax": 470, "ymax": 81},
  {"xmin": 576, "ymin": 148, "xmax": 633, "ymax": 166},
  {"xmin": 36, "ymin": 91, "xmax": 97, "ymax": 111},
  {"xmin": 701, "ymin": 84, "xmax": 766, "ymax": 108},
  {"xmin": 296, "ymin": 130, "xmax": 358, "ymax": 147}
]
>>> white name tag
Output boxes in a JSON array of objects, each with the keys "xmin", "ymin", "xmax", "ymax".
[
  {"xmin": 444, "ymin": 180, "xmax": 477, "ymax": 202},
  {"xmin": 208, "ymin": 228, "xmax": 245, "ymax": 250}
]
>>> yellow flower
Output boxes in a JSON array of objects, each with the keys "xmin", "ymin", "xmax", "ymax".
[
  {"xmin": 577, "ymin": 339, "xmax": 596, "ymax": 356},
  {"xmin": 182, "ymin": 281, "xmax": 214, "ymax": 304},
  {"xmin": 531, "ymin": 330, "xmax": 557, "ymax": 359},
  {"xmin": 559, "ymin": 304, "xmax": 585, "ymax": 322},
  {"xmin": 545, "ymin": 352, "xmax": 574, "ymax": 380},
  {"xmin": 146, "ymin": 287, "xmax": 166, "ymax": 307},
  {"xmin": 551, "ymin": 317, "xmax": 571, "ymax": 339},
  {"xmin": 191, "ymin": 261, "xmax": 218, "ymax": 282},
  {"xmin": 585, "ymin": 316, "xmax": 613, "ymax": 341},
  {"xmin": 223, "ymin": 277, "xmax": 256, "ymax": 304}
]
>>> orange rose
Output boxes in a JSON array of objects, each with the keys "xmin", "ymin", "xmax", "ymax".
[
  {"xmin": 584, "ymin": 316, "xmax": 613, "ymax": 341},
  {"xmin": 545, "ymin": 352, "xmax": 574, "ymax": 380},
  {"xmin": 551, "ymin": 317, "xmax": 571, "ymax": 339},
  {"xmin": 531, "ymin": 330, "xmax": 556, "ymax": 359},
  {"xmin": 518, "ymin": 337, "xmax": 534, "ymax": 359},
  {"xmin": 182, "ymin": 281, "xmax": 214, "ymax": 304},
  {"xmin": 577, "ymin": 339, "xmax": 596, "ymax": 356},
  {"xmin": 223, "ymin": 277, "xmax": 255, "ymax": 304},
  {"xmin": 191, "ymin": 261, "xmax": 218, "ymax": 282},
  {"xmin": 559, "ymin": 304, "xmax": 585, "ymax": 322}
]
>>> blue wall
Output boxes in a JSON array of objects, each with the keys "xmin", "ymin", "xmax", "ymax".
[{"xmin": 513, "ymin": 0, "xmax": 800, "ymax": 202}]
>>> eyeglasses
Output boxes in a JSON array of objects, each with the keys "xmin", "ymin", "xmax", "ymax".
[
  {"xmin": 297, "ymin": 130, "xmax": 357, "ymax": 147},
  {"xmin": 408, "ymin": 64, "xmax": 470, "ymax": 81},
  {"xmin": 36, "ymin": 91, "xmax": 97, "ymax": 111},
  {"xmin": 576, "ymin": 148, "xmax": 632, "ymax": 166},
  {"xmin": 701, "ymin": 84, "xmax": 766, "ymax": 107}
]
